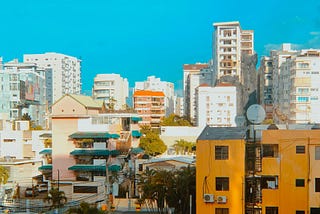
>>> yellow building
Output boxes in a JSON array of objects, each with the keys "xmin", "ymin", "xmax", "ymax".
[
  {"xmin": 197, "ymin": 124, "xmax": 320, "ymax": 214},
  {"xmin": 196, "ymin": 126, "xmax": 247, "ymax": 214}
]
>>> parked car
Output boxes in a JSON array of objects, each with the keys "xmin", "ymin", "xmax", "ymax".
[
  {"xmin": 25, "ymin": 187, "xmax": 39, "ymax": 197},
  {"xmin": 37, "ymin": 184, "xmax": 48, "ymax": 193}
]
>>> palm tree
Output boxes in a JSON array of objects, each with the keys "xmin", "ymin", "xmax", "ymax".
[{"xmin": 44, "ymin": 188, "xmax": 67, "ymax": 209}]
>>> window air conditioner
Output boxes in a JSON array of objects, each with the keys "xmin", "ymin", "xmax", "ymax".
[{"xmin": 217, "ymin": 195, "xmax": 227, "ymax": 203}]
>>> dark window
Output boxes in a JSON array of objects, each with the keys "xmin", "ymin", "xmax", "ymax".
[
  {"xmin": 73, "ymin": 186, "xmax": 98, "ymax": 193},
  {"xmin": 138, "ymin": 164, "xmax": 143, "ymax": 171},
  {"xmin": 216, "ymin": 177, "xmax": 229, "ymax": 191},
  {"xmin": 296, "ymin": 211, "xmax": 305, "ymax": 214},
  {"xmin": 266, "ymin": 207, "xmax": 278, "ymax": 214},
  {"xmin": 315, "ymin": 146, "xmax": 320, "ymax": 160},
  {"xmin": 315, "ymin": 178, "xmax": 320, "ymax": 192},
  {"xmin": 215, "ymin": 208, "xmax": 229, "ymax": 214},
  {"xmin": 296, "ymin": 146, "xmax": 305, "ymax": 154},
  {"xmin": 215, "ymin": 146, "xmax": 228, "ymax": 160},
  {"xmin": 296, "ymin": 179, "xmax": 305, "ymax": 187},
  {"xmin": 311, "ymin": 208, "xmax": 320, "ymax": 214},
  {"xmin": 263, "ymin": 144, "xmax": 278, "ymax": 157}
]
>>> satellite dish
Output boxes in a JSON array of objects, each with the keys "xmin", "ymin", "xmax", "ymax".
[{"xmin": 246, "ymin": 104, "xmax": 266, "ymax": 124}]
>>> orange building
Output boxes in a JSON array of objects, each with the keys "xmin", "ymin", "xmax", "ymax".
[
  {"xmin": 133, "ymin": 90, "xmax": 165, "ymax": 128},
  {"xmin": 197, "ymin": 124, "xmax": 320, "ymax": 214}
]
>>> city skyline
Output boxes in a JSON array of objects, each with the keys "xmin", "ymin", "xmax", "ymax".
[{"xmin": 0, "ymin": 0, "xmax": 319, "ymax": 95}]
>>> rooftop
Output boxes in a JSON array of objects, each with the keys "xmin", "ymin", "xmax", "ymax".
[
  {"xmin": 133, "ymin": 90, "xmax": 165, "ymax": 97},
  {"xmin": 197, "ymin": 126, "xmax": 247, "ymax": 140}
]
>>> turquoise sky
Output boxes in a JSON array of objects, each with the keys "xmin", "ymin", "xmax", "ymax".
[{"xmin": 0, "ymin": 0, "xmax": 319, "ymax": 95}]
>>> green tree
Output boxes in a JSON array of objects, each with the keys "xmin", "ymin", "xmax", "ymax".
[
  {"xmin": 67, "ymin": 201, "xmax": 104, "ymax": 214},
  {"xmin": 21, "ymin": 113, "xmax": 32, "ymax": 121},
  {"xmin": 139, "ymin": 126, "xmax": 167, "ymax": 156},
  {"xmin": 44, "ymin": 188, "xmax": 67, "ymax": 209},
  {"xmin": 173, "ymin": 139, "xmax": 196, "ymax": 155},
  {"xmin": 137, "ymin": 167, "xmax": 196, "ymax": 214},
  {"xmin": 160, "ymin": 114, "xmax": 191, "ymax": 126},
  {"xmin": 0, "ymin": 166, "xmax": 9, "ymax": 186}
]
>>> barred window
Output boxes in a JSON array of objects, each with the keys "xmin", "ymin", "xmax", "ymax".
[{"xmin": 215, "ymin": 146, "xmax": 228, "ymax": 160}]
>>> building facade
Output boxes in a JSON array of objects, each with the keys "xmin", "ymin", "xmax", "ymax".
[
  {"xmin": 92, "ymin": 74, "xmax": 129, "ymax": 110},
  {"xmin": 195, "ymin": 83, "xmax": 237, "ymax": 128},
  {"xmin": 196, "ymin": 124, "xmax": 320, "ymax": 214},
  {"xmin": 134, "ymin": 76, "xmax": 174, "ymax": 116},
  {"xmin": 133, "ymin": 90, "xmax": 165, "ymax": 128},
  {"xmin": 0, "ymin": 60, "xmax": 47, "ymax": 127},
  {"xmin": 213, "ymin": 21, "xmax": 254, "ymax": 83},
  {"xmin": 183, "ymin": 63, "xmax": 211, "ymax": 124},
  {"xmin": 23, "ymin": 52, "xmax": 81, "ymax": 105}
]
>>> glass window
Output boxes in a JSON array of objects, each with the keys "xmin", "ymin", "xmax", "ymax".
[
  {"xmin": 315, "ymin": 146, "xmax": 320, "ymax": 160},
  {"xmin": 216, "ymin": 177, "xmax": 229, "ymax": 191},
  {"xmin": 266, "ymin": 207, "xmax": 278, "ymax": 214},
  {"xmin": 296, "ymin": 211, "xmax": 305, "ymax": 214},
  {"xmin": 296, "ymin": 179, "xmax": 305, "ymax": 187},
  {"xmin": 263, "ymin": 144, "xmax": 279, "ymax": 157},
  {"xmin": 315, "ymin": 178, "xmax": 320, "ymax": 192},
  {"xmin": 215, "ymin": 146, "xmax": 228, "ymax": 160},
  {"xmin": 216, "ymin": 208, "xmax": 229, "ymax": 214},
  {"xmin": 296, "ymin": 146, "xmax": 305, "ymax": 154}
]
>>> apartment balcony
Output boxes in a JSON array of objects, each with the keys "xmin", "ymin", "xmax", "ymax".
[{"xmin": 38, "ymin": 164, "xmax": 52, "ymax": 172}]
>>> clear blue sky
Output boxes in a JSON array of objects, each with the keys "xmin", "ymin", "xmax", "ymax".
[{"xmin": 0, "ymin": 0, "xmax": 319, "ymax": 95}]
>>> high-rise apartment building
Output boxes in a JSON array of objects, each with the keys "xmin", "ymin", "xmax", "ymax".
[
  {"xmin": 134, "ymin": 76, "xmax": 174, "ymax": 116},
  {"xmin": 23, "ymin": 52, "xmax": 81, "ymax": 105},
  {"xmin": 195, "ymin": 83, "xmax": 237, "ymax": 127},
  {"xmin": 213, "ymin": 21, "xmax": 254, "ymax": 83},
  {"xmin": 0, "ymin": 59, "xmax": 47, "ymax": 127},
  {"xmin": 92, "ymin": 74, "xmax": 129, "ymax": 110},
  {"xmin": 183, "ymin": 63, "xmax": 211, "ymax": 124},
  {"xmin": 133, "ymin": 90, "xmax": 165, "ymax": 128},
  {"xmin": 174, "ymin": 96, "xmax": 184, "ymax": 117}
]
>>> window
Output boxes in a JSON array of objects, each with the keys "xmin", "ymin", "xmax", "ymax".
[
  {"xmin": 263, "ymin": 144, "xmax": 278, "ymax": 157},
  {"xmin": 315, "ymin": 147, "xmax": 320, "ymax": 160},
  {"xmin": 216, "ymin": 208, "xmax": 229, "ymax": 214},
  {"xmin": 296, "ymin": 146, "xmax": 305, "ymax": 154},
  {"xmin": 296, "ymin": 211, "xmax": 305, "ymax": 214},
  {"xmin": 215, "ymin": 146, "xmax": 228, "ymax": 160},
  {"xmin": 315, "ymin": 178, "xmax": 320, "ymax": 192},
  {"xmin": 216, "ymin": 177, "xmax": 229, "ymax": 191},
  {"xmin": 73, "ymin": 186, "xmax": 98, "ymax": 193},
  {"xmin": 266, "ymin": 207, "xmax": 278, "ymax": 214},
  {"xmin": 296, "ymin": 179, "xmax": 305, "ymax": 187},
  {"xmin": 261, "ymin": 176, "xmax": 278, "ymax": 189}
]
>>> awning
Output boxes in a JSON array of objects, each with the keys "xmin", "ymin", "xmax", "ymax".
[
  {"xmin": 131, "ymin": 147, "xmax": 144, "ymax": 155},
  {"xmin": 110, "ymin": 150, "xmax": 120, "ymax": 156},
  {"xmin": 131, "ymin": 117, "xmax": 142, "ymax": 122},
  {"xmin": 68, "ymin": 164, "xmax": 121, "ymax": 172},
  {"xmin": 132, "ymin": 130, "xmax": 142, "ymax": 138},
  {"xmin": 70, "ymin": 150, "xmax": 110, "ymax": 156},
  {"xmin": 69, "ymin": 132, "xmax": 111, "ymax": 139},
  {"xmin": 110, "ymin": 134, "xmax": 120, "ymax": 139},
  {"xmin": 39, "ymin": 149, "xmax": 52, "ymax": 155},
  {"xmin": 39, "ymin": 133, "xmax": 52, "ymax": 138},
  {"xmin": 39, "ymin": 164, "xmax": 52, "ymax": 171}
]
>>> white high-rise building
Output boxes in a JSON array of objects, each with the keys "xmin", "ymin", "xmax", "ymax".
[
  {"xmin": 213, "ymin": 21, "xmax": 254, "ymax": 83},
  {"xmin": 134, "ymin": 76, "xmax": 174, "ymax": 116},
  {"xmin": 174, "ymin": 96, "xmax": 184, "ymax": 117},
  {"xmin": 0, "ymin": 59, "xmax": 47, "ymax": 127},
  {"xmin": 23, "ymin": 52, "xmax": 81, "ymax": 105},
  {"xmin": 195, "ymin": 83, "xmax": 237, "ymax": 127},
  {"xmin": 92, "ymin": 74, "xmax": 129, "ymax": 110},
  {"xmin": 183, "ymin": 63, "xmax": 211, "ymax": 124},
  {"xmin": 278, "ymin": 49, "xmax": 320, "ymax": 124}
]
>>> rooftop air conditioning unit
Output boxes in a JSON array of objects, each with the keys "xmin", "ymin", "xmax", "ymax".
[
  {"xmin": 217, "ymin": 195, "xmax": 227, "ymax": 203},
  {"xmin": 203, "ymin": 194, "xmax": 214, "ymax": 203}
]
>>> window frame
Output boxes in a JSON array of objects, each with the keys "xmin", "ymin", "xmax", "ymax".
[
  {"xmin": 315, "ymin": 178, "xmax": 320, "ymax": 192},
  {"xmin": 215, "ymin": 146, "xmax": 229, "ymax": 160},
  {"xmin": 216, "ymin": 177, "xmax": 229, "ymax": 191},
  {"xmin": 296, "ymin": 179, "xmax": 305, "ymax": 187},
  {"xmin": 296, "ymin": 146, "xmax": 306, "ymax": 154}
]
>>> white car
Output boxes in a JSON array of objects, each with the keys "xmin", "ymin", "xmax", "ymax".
[{"xmin": 37, "ymin": 184, "xmax": 48, "ymax": 193}]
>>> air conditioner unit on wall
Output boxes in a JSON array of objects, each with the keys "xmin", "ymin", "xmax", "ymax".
[
  {"xmin": 203, "ymin": 194, "xmax": 214, "ymax": 203},
  {"xmin": 217, "ymin": 195, "xmax": 227, "ymax": 203}
]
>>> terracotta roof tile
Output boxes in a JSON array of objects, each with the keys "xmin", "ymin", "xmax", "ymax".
[{"xmin": 133, "ymin": 90, "xmax": 165, "ymax": 97}]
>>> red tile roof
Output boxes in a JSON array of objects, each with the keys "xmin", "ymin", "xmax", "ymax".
[{"xmin": 133, "ymin": 90, "xmax": 165, "ymax": 97}]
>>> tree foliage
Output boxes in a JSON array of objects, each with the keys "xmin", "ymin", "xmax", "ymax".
[
  {"xmin": 67, "ymin": 201, "xmax": 104, "ymax": 214},
  {"xmin": 0, "ymin": 166, "xmax": 9, "ymax": 185},
  {"xmin": 21, "ymin": 113, "xmax": 32, "ymax": 121},
  {"xmin": 137, "ymin": 166, "xmax": 196, "ymax": 214},
  {"xmin": 173, "ymin": 139, "xmax": 196, "ymax": 155},
  {"xmin": 44, "ymin": 188, "xmax": 67, "ymax": 209},
  {"xmin": 160, "ymin": 114, "xmax": 191, "ymax": 126},
  {"xmin": 139, "ymin": 126, "xmax": 167, "ymax": 157}
]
